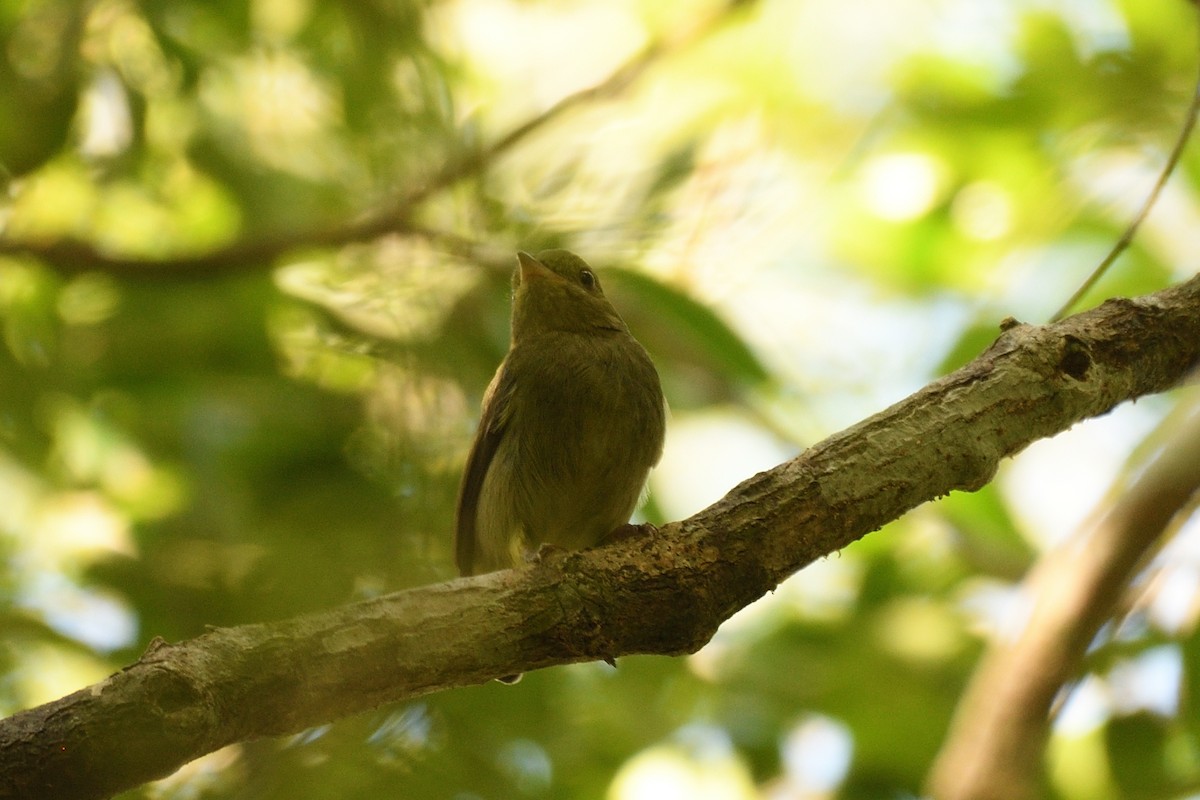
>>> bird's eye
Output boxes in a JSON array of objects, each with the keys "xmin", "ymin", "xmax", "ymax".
[{"xmin": 579, "ymin": 269, "xmax": 596, "ymax": 289}]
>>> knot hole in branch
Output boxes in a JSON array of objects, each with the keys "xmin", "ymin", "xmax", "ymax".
[{"xmin": 1059, "ymin": 335, "xmax": 1092, "ymax": 381}]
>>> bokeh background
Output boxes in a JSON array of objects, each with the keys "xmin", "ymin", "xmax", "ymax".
[{"xmin": 3, "ymin": 0, "xmax": 1200, "ymax": 797}]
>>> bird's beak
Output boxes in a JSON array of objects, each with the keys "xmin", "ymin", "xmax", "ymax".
[{"xmin": 517, "ymin": 251, "xmax": 554, "ymax": 284}]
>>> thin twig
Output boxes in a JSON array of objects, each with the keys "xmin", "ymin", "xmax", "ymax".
[{"xmin": 1051, "ymin": 14, "xmax": 1200, "ymax": 322}]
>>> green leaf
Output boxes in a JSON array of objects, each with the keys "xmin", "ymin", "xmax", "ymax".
[{"xmin": 607, "ymin": 268, "xmax": 769, "ymax": 408}]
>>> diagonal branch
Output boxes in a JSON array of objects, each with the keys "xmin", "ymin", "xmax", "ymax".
[
  {"xmin": 0, "ymin": 0, "xmax": 751, "ymax": 281},
  {"xmin": 925, "ymin": 389, "xmax": 1200, "ymax": 800},
  {"xmin": 1, "ymin": 273, "xmax": 1199, "ymax": 800}
]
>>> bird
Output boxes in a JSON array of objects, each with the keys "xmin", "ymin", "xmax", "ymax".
[{"xmin": 454, "ymin": 249, "xmax": 667, "ymax": 580}]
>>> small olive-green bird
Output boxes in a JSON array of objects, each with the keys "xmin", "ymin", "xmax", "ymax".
[{"xmin": 455, "ymin": 250, "xmax": 666, "ymax": 578}]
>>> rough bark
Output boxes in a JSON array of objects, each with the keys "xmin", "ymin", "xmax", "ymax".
[{"xmin": 2, "ymin": 274, "xmax": 1199, "ymax": 800}]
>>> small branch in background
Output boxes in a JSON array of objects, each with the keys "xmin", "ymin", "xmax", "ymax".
[
  {"xmin": 1051, "ymin": 4, "xmax": 1200, "ymax": 322},
  {"xmin": 443, "ymin": 0, "xmax": 754, "ymax": 171},
  {"xmin": 0, "ymin": 0, "xmax": 755, "ymax": 281},
  {"xmin": 925, "ymin": 395, "xmax": 1200, "ymax": 800},
  {"xmin": 0, "ymin": 226, "xmax": 365, "ymax": 282}
]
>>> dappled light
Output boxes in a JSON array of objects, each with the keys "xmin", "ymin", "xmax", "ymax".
[{"xmin": 2, "ymin": 0, "xmax": 1200, "ymax": 797}]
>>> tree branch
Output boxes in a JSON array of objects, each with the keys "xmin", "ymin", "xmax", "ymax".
[
  {"xmin": 0, "ymin": 0, "xmax": 751, "ymax": 281},
  {"xmin": 925, "ymin": 387, "xmax": 1200, "ymax": 800},
  {"xmin": 2, "ymin": 274, "xmax": 1199, "ymax": 800}
]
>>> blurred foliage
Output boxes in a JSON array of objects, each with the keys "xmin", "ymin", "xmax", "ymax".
[{"xmin": 1, "ymin": 0, "xmax": 1200, "ymax": 798}]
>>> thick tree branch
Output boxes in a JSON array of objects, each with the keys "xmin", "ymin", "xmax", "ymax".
[
  {"xmin": 926, "ymin": 392, "xmax": 1200, "ymax": 800},
  {"xmin": 2, "ymin": 274, "xmax": 1199, "ymax": 800}
]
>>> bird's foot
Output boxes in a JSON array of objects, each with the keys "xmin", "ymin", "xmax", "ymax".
[
  {"xmin": 600, "ymin": 522, "xmax": 659, "ymax": 546},
  {"xmin": 526, "ymin": 542, "xmax": 567, "ymax": 565}
]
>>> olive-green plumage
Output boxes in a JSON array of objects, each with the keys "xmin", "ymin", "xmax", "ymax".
[{"xmin": 455, "ymin": 250, "xmax": 666, "ymax": 576}]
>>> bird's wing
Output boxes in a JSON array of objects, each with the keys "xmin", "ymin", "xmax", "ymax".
[{"xmin": 454, "ymin": 360, "xmax": 515, "ymax": 576}]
